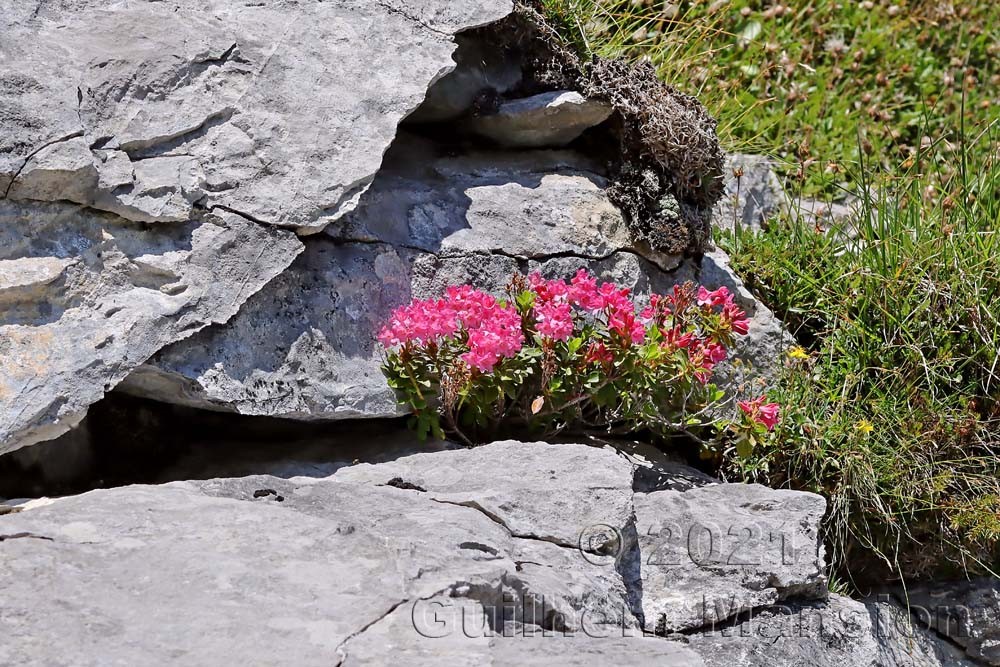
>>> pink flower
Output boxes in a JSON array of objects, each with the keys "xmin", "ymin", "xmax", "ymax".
[
  {"xmin": 535, "ymin": 300, "xmax": 574, "ymax": 341},
  {"xmin": 568, "ymin": 269, "xmax": 604, "ymax": 311},
  {"xmin": 378, "ymin": 285, "xmax": 524, "ymax": 373},
  {"xmin": 686, "ymin": 339, "xmax": 727, "ymax": 384},
  {"xmin": 738, "ymin": 395, "xmax": 781, "ymax": 431},
  {"xmin": 661, "ymin": 326, "xmax": 696, "ymax": 350},
  {"xmin": 697, "ymin": 285, "xmax": 732, "ymax": 308},
  {"xmin": 723, "ymin": 303, "xmax": 750, "ymax": 336},
  {"xmin": 608, "ymin": 309, "xmax": 646, "ymax": 345}
]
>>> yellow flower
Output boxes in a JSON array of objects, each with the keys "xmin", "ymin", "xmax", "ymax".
[
  {"xmin": 787, "ymin": 346, "xmax": 810, "ymax": 361},
  {"xmin": 855, "ymin": 419, "xmax": 874, "ymax": 435}
]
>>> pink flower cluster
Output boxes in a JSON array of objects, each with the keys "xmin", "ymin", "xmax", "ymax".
[
  {"xmin": 377, "ymin": 285, "xmax": 523, "ymax": 372},
  {"xmin": 738, "ymin": 395, "xmax": 781, "ymax": 431},
  {"xmin": 698, "ymin": 286, "xmax": 750, "ymax": 336},
  {"xmin": 378, "ymin": 272, "xmax": 754, "ymax": 383},
  {"xmin": 529, "ymin": 270, "xmax": 645, "ymax": 344}
]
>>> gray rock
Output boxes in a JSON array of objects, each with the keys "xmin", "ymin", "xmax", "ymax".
[
  {"xmin": 0, "ymin": 0, "xmax": 519, "ymax": 452},
  {"xmin": 904, "ymin": 578, "xmax": 1000, "ymax": 665},
  {"xmin": 792, "ymin": 196, "xmax": 860, "ymax": 233},
  {"xmin": 866, "ymin": 595, "xmax": 980, "ymax": 666},
  {"xmin": 117, "ymin": 139, "xmax": 684, "ymax": 418},
  {"xmin": 462, "ymin": 91, "xmax": 614, "ymax": 148},
  {"xmin": 1, "ymin": 438, "xmax": 903, "ymax": 665},
  {"xmin": 334, "ymin": 440, "xmax": 636, "ymax": 550},
  {"xmin": 0, "ymin": 201, "xmax": 303, "ymax": 454},
  {"xmin": 712, "ymin": 153, "xmax": 786, "ymax": 233},
  {"xmin": 0, "ymin": 440, "xmax": 721, "ymax": 665},
  {"xmin": 631, "ymin": 482, "xmax": 828, "ymax": 633},
  {"xmin": 407, "ymin": 34, "xmax": 523, "ymax": 123},
  {"xmin": 1, "ymin": 0, "xmax": 514, "ymax": 231},
  {"xmin": 686, "ymin": 594, "xmax": 878, "ymax": 667}
]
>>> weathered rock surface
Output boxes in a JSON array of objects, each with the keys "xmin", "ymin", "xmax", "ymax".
[
  {"xmin": 866, "ymin": 595, "xmax": 981, "ymax": 667},
  {"xmin": 686, "ymin": 594, "xmax": 879, "ymax": 667},
  {"xmin": 632, "ymin": 481, "xmax": 827, "ymax": 633},
  {"xmin": 116, "ymin": 134, "xmax": 789, "ymax": 421},
  {"xmin": 0, "ymin": 440, "xmax": 798, "ymax": 664},
  {"xmin": 116, "ymin": 136, "xmax": 685, "ymax": 417},
  {"xmin": 461, "ymin": 91, "xmax": 613, "ymax": 148},
  {"xmin": 0, "ymin": 0, "xmax": 518, "ymax": 452},
  {"xmin": 0, "ymin": 201, "xmax": 302, "ymax": 454},
  {"xmin": 407, "ymin": 34, "xmax": 523, "ymax": 124},
  {"xmin": 712, "ymin": 153, "xmax": 786, "ymax": 233},
  {"xmin": 905, "ymin": 579, "xmax": 1000, "ymax": 665},
  {"xmin": 0, "ymin": 439, "xmax": 971, "ymax": 665},
  {"xmin": 1, "ymin": 0, "xmax": 514, "ymax": 230},
  {"xmin": 712, "ymin": 153, "xmax": 859, "ymax": 234}
]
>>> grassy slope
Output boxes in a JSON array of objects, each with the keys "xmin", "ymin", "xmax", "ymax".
[{"xmin": 543, "ymin": 0, "xmax": 1000, "ymax": 583}]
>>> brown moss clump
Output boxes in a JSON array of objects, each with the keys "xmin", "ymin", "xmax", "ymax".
[{"xmin": 466, "ymin": 3, "xmax": 725, "ymax": 256}]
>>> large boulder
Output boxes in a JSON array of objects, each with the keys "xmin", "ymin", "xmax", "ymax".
[
  {"xmin": 0, "ymin": 439, "xmax": 815, "ymax": 664},
  {"xmin": 1, "ymin": 0, "xmax": 514, "ymax": 230},
  {"xmin": 0, "ymin": 439, "xmax": 970, "ymax": 665},
  {"xmin": 117, "ymin": 134, "xmax": 790, "ymax": 421},
  {"xmin": 0, "ymin": 0, "xmax": 516, "ymax": 453},
  {"xmin": 0, "ymin": 201, "xmax": 302, "ymax": 454}
]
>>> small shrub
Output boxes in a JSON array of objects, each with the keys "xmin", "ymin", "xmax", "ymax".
[{"xmin": 379, "ymin": 270, "xmax": 777, "ymax": 448}]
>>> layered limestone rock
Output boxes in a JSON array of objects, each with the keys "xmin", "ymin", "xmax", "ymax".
[
  {"xmin": 0, "ymin": 0, "xmax": 516, "ymax": 453},
  {"xmin": 118, "ymin": 135, "xmax": 790, "ymax": 420},
  {"xmin": 0, "ymin": 439, "xmax": 974, "ymax": 665},
  {"xmin": 0, "ymin": 440, "xmax": 803, "ymax": 664},
  {"xmin": 0, "ymin": 201, "xmax": 302, "ymax": 453},
  {"xmin": 1, "ymin": 0, "xmax": 514, "ymax": 230}
]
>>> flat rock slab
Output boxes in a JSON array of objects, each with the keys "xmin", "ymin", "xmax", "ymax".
[
  {"xmin": 0, "ymin": 441, "xmax": 705, "ymax": 665},
  {"xmin": 334, "ymin": 440, "xmax": 637, "ymax": 549},
  {"xmin": 0, "ymin": 439, "xmax": 845, "ymax": 665},
  {"xmin": 1, "ymin": 0, "xmax": 514, "ymax": 230},
  {"xmin": 462, "ymin": 91, "xmax": 614, "ymax": 148},
  {"xmin": 632, "ymin": 482, "xmax": 827, "ymax": 633}
]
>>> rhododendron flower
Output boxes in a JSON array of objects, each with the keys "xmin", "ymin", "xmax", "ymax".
[
  {"xmin": 535, "ymin": 300, "xmax": 574, "ymax": 341},
  {"xmin": 379, "ymin": 285, "xmax": 523, "ymax": 373},
  {"xmin": 528, "ymin": 272, "xmax": 569, "ymax": 303},
  {"xmin": 380, "ymin": 272, "xmax": 759, "ymax": 448},
  {"xmin": 687, "ymin": 339, "xmax": 727, "ymax": 383},
  {"xmin": 608, "ymin": 309, "xmax": 645, "ymax": 344},
  {"xmin": 377, "ymin": 298, "xmax": 460, "ymax": 347},
  {"xmin": 585, "ymin": 341, "xmax": 614, "ymax": 365},
  {"xmin": 738, "ymin": 395, "xmax": 781, "ymax": 431},
  {"xmin": 697, "ymin": 285, "xmax": 732, "ymax": 308},
  {"xmin": 568, "ymin": 269, "xmax": 604, "ymax": 311},
  {"xmin": 661, "ymin": 326, "xmax": 696, "ymax": 350},
  {"xmin": 723, "ymin": 303, "xmax": 750, "ymax": 336}
]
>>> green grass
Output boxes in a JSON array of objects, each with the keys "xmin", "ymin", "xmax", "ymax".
[
  {"xmin": 541, "ymin": 0, "xmax": 1000, "ymax": 582},
  {"xmin": 541, "ymin": 0, "xmax": 999, "ymax": 197},
  {"xmin": 719, "ymin": 133, "xmax": 1000, "ymax": 581}
]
